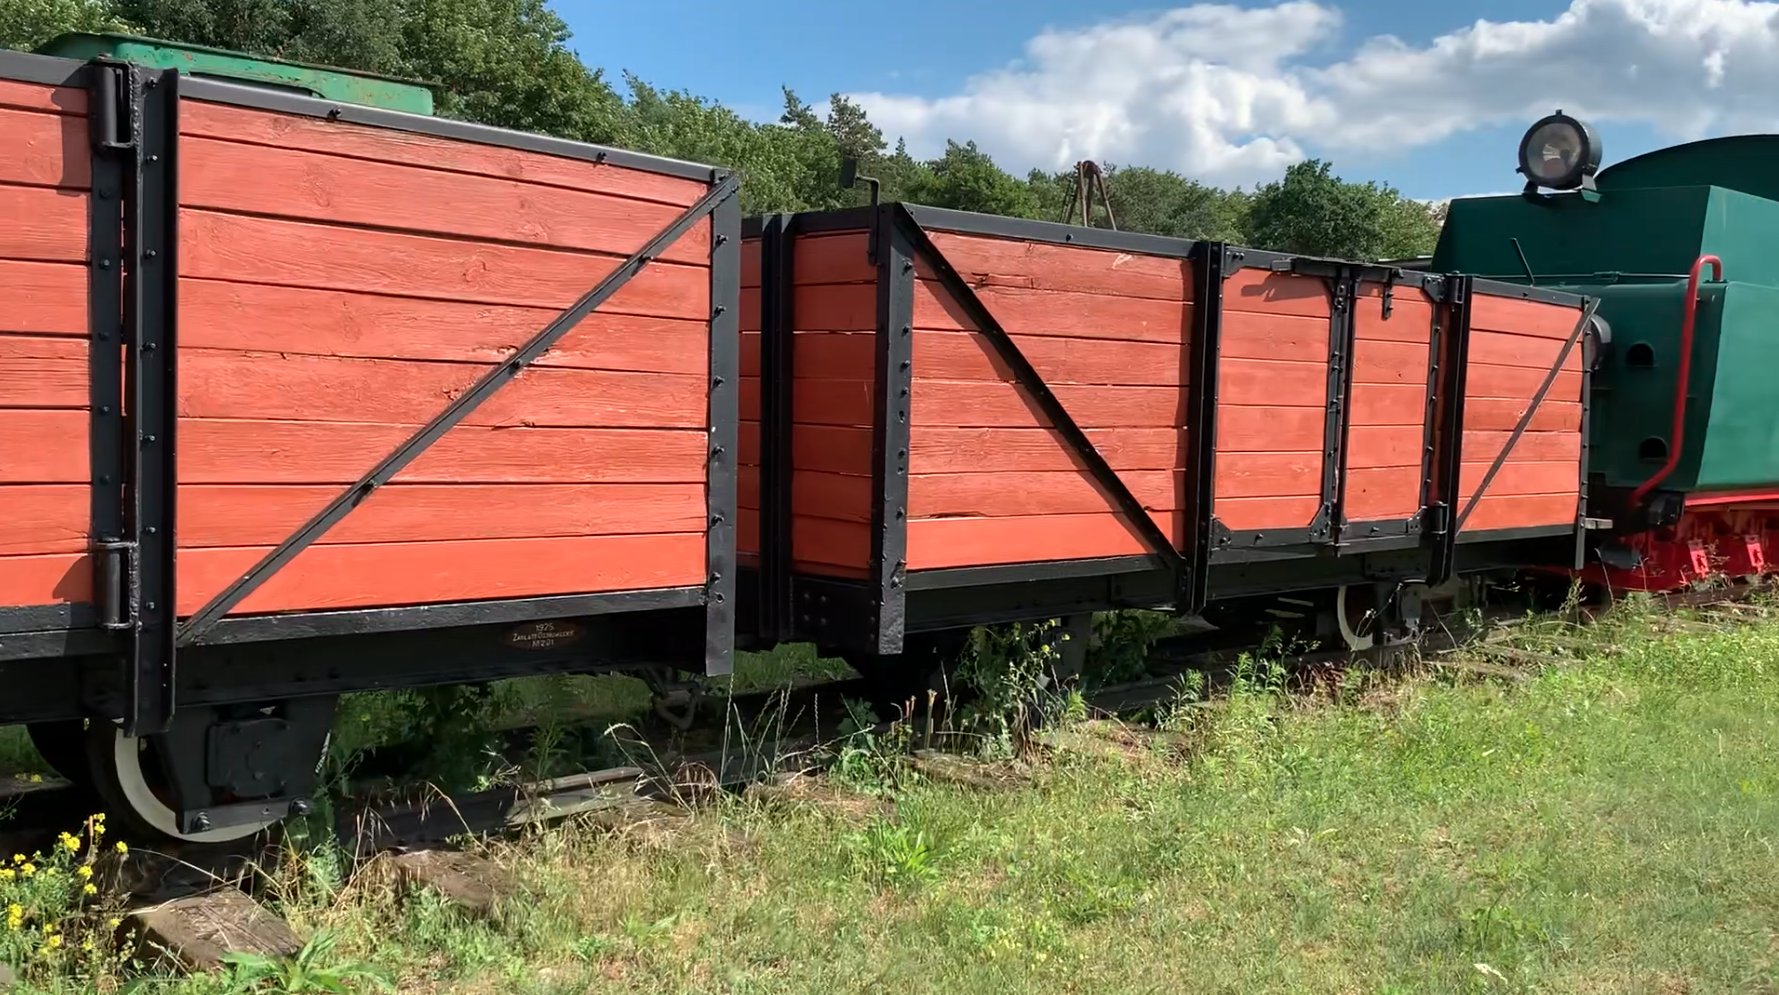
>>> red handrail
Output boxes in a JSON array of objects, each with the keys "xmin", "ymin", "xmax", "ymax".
[{"xmin": 1629, "ymin": 253, "xmax": 1723, "ymax": 506}]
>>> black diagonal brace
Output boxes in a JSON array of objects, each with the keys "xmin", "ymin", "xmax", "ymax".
[
  {"xmin": 894, "ymin": 207, "xmax": 1189, "ymax": 578},
  {"xmin": 1452, "ymin": 295, "xmax": 1598, "ymax": 534},
  {"xmin": 177, "ymin": 174, "xmax": 741, "ymax": 645}
]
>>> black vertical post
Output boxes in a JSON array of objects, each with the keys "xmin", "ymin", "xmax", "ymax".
[
  {"xmin": 1317, "ymin": 267, "xmax": 1359, "ymax": 545},
  {"xmin": 88, "ymin": 62, "xmax": 127, "ymax": 631},
  {"xmin": 1574, "ymin": 296, "xmax": 1595, "ymax": 570},
  {"xmin": 1416, "ymin": 286, "xmax": 1445, "ymax": 542},
  {"xmin": 1428, "ymin": 275, "xmax": 1473, "ymax": 584},
  {"xmin": 122, "ymin": 68, "xmax": 178, "ymax": 737},
  {"xmin": 757, "ymin": 213, "xmax": 797, "ymax": 644},
  {"xmin": 1181, "ymin": 242, "xmax": 1226, "ymax": 613},
  {"xmin": 868, "ymin": 208, "xmax": 916, "ymax": 655},
  {"xmin": 704, "ymin": 180, "xmax": 740, "ymax": 676}
]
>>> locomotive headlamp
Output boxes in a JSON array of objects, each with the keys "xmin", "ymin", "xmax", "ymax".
[{"xmin": 1518, "ymin": 110, "xmax": 1602, "ymax": 193}]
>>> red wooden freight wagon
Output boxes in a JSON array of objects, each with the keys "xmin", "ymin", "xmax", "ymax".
[
  {"xmin": 0, "ymin": 48, "xmax": 737, "ymax": 842},
  {"xmin": 736, "ymin": 204, "xmax": 1596, "ymax": 660}
]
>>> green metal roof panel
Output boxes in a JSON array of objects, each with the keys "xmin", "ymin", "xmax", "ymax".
[
  {"xmin": 1431, "ymin": 187, "xmax": 1709, "ymax": 281},
  {"xmin": 1595, "ymin": 134, "xmax": 1779, "ymax": 201},
  {"xmin": 34, "ymin": 32, "xmax": 435, "ymax": 115}
]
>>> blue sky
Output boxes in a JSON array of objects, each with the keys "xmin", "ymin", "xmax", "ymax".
[{"xmin": 554, "ymin": 0, "xmax": 1745, "ymax": 201}]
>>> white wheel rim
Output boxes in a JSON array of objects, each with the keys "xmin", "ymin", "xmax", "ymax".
[
  {"xmin": 109, "ymin": 728, "xmax": 276, "ymax": 844},
  {"xmin": 1336, "ymin": 585, "xmax": 1375, "ymax": 652}
]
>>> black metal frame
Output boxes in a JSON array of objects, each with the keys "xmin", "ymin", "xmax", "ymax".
[
  {"xmin": 742, "ymin": 203, "xmax": 1599, "ymax": 655},
  {"xmin": 752, "ymin": 203, "xmax": 1215, "ymax": 658},
  {"xmin": 0, "ymin": 54, "xmax": 743, "ymax": 710},
  {"xmin": 1427, "ymin": 277, "xmax": 1594, "ymax": 583},
  {"xmin": 749, "ymin": 214, "xmax": 797, "ymax": 645},
  {"xmin": 1206, "ymin": 248, "xmax": 1447, "ymax": 562}
]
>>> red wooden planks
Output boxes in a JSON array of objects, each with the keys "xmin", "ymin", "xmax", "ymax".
[
  {"xmin": 1455, "ymin": 293, "xmax": 1587, "ymax": 534},
  {"xmin": 0, "ymin": 95, "xmax": 94, "ymax": 602},
  {"xmin": 0, "ymin": 80, "xmax": 86, "ymax": 116},
  {"xmin": 176, "ymin": 421, "xmax": 707, "ymax": 485},
  {"xmin": 0, "ymin": 260, "xmax": 88, "ymax": 336},
  {"xmin": 177, "ymin": 532, "xmax": 706, "ymax": 615},
  {"xmin": 0, "ymin": 184, "xmax": 88, "ymax": 263},
  {"xmin": 176, "ymin": 483, "xmax": 705, "ymax": 548},
  {"xmin": 0, "ymin": 485, "xmax": 88, "ymax": 556},
  {"xmin": 178, "ymin": 279, "xmax": 708, "ymax": 373},
  {"xmin": 179, "ymin": 135, "xmax": 708, "ymax": 265},
  {"xmin": 0, "ymin": 105, "xmax": 91, "ymax": 189},
  {"xmin": 907, "ymin": 511, "xmax": 1184, "ymax": 570},
  {"xmin": 0, "ymin": 335, "xmax": 86, "ymax": 408},
  {"xmin": 924, "ymin": 230, "xmax": 1191, "ymax": 301},
  {"xmin": 178, "ymin": 351, "xmax": 707, "ymax": 429},
  {"xmin": 179, "ymin": 100, "xmax": 706, "ymax": 208},
  {"xmin": 178, "ymin": 210, "xmax": 709, "ymax": 318}
]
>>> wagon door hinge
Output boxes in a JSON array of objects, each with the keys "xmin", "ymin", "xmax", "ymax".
[
  {"xmin": 1425, "ymin": 502, "xmax": 1451, "ymax": 540},
  {"xmin": 90, "ymin": 59, "xmax": 138, "ymax": 155},
  {"xmin": 94, "ymin": 540, "xmax": 136, "ymax": 630}
]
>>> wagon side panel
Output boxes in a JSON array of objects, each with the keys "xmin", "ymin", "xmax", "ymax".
[
  {"xmin": 785, "ymin": 229, "xmax": 878, "ymax": 578},
  {"xmin": 0, "ymin": 68, "xmax": 98, "ymax": 615},
  {"xmin": 1212, "ymin": 267, "xmax": 1330, "ymax": 532},
  {"xmin": 1345, "ymin": 282, "xmax": 1437, "ymax": 526},
  {"xmin": 1456, "ymin": 291, "xmax": 1587, "ymax": 535},
  {"xmin": 171, "ymin": 96, "xmax": 718, "ymax": 616},
  {"xmin": 904, "ymin": 230, "xmax": 1193, "ymax": 570},
  {"xmin": 738, "ymin": 232, "xmax": 761, "ymax": 563}
]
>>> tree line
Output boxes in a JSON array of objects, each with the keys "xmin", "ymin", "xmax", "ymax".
[{"xmin": 4, "ymin": 0, "xmax": 1446, "ymax": 260}]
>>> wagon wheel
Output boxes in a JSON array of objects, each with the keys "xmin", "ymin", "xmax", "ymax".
[
  {"xmin": 1335, "ymin": 584, "xmax": 1378, "ymax": 652},
  {"xmin": 82, "ymin": 722, "xmax": 285, "ymax": 846}
]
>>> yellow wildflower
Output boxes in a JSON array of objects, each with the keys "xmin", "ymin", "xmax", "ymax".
[
  {"xmin": 76, "ymin": 866, "xmax": 91, "ymax": 879},
  {"xmin": 59, "ymin": 833, "xmax": 79, "ymax": 854},
  {"xmin": 113, "ymin": 842, "xmax": 127, "ymax": 855},
  {"xmin": 82, "ymin": 883, "xmax": 96, "ymax": 896},
  {"xmin": 10, "ymin": 855, "xmax": 21, "ymax": 865},
  {"xmin": 26, "ymin": 774, "xmax": 41, "ymax": 784},
  {"xmin": 21, "ymin": 863, "xmax": 36, "ymax": 877},
  {"xmin": 106, "ymin": 918, "xmax": 120, "ymax": 929},
  {"xmin": 0, "ymin": 868, "xmax": 13, "ymax": 880},
  {"xmin": 44, "ymin": 933, "xmax": 61, "ymax": 949}
]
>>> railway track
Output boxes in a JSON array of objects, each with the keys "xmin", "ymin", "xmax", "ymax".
[{"xmin": 3, "ymin": 579, "xmax": 1765, "ymax": 974}]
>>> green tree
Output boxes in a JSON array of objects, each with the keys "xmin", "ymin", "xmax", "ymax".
[
  {"xmin": 910, "ymin": 140, "xmax": 1038, "ymax": 217},
  {"xmin": 2, "ymin": 0, "xmax": 1447, "ymax": 261},
  {"xmin": 1243, "ymin": 159, "xmax": 1441, "ymax": 260},
  {"xmin": 0, "ymin": 0, "xmax": 127, "ymax": 50}
]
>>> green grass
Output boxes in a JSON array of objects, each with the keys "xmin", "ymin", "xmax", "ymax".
[{"xmin": 12, "ymin": 605, "xmax": 1779, "ymax": 993}]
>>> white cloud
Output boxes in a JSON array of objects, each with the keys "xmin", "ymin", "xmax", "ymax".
[{"xmin": 850, "ymin": 0, "xmax": 1779, "ymax": 189}]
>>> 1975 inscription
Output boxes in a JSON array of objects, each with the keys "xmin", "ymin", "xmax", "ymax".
[{"xmin": 503, "ymin": 620, "xmax": 585, "ymax": 651}]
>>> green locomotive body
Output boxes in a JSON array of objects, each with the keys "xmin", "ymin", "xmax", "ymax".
[
  {"xmin": 1437, "ymin": 122, "xmax": 1779, "ymax": 589},
  {"xmin": 1436, "ymin": 140, "xmax": 1779, "ymax": 504}
]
